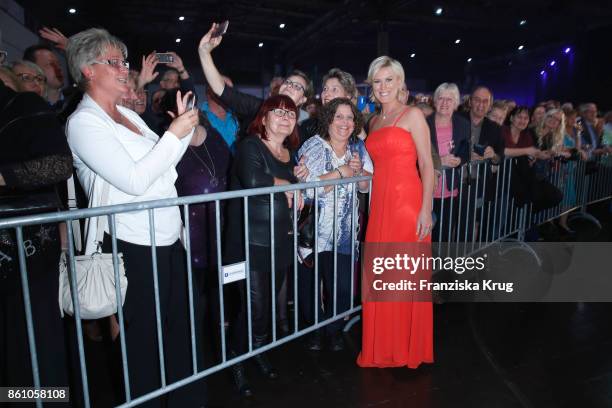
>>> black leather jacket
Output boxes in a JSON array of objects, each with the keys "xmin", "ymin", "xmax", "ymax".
[{"xmin": 225, "ymin": 136, "xmax": 297, "ymax": 264}]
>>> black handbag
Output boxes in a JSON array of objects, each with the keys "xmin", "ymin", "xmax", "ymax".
[{"xmin": 297, "ymin": 203, "xmax": 315, "ymax": 248}]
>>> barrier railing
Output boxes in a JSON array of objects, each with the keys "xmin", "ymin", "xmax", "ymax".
[
  {"xmin": 0, "ymin": 175, "xmax": 369, "ymax": 408},
  {"xmin": 1, "ymin": 153, "xmax": 610, "ymax": 407}
]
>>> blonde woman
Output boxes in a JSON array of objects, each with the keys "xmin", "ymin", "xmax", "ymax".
[
  {"xmin": 356, "ymin": 56, "xmax": 434, "ymax": 369},
  {"xmin": 535, "ymin": 108, "xmax": 567, "ymax": 153}
]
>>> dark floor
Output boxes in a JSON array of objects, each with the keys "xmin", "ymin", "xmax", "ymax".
[
  {"xmin": 87, "ymin": 201, "xmax": 612, "ymax": 408},
  {"xmin": 205, "ymin": 202, "xmax": 612, "ymax": 408}
]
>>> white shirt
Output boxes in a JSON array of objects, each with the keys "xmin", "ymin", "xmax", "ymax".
[{"xmin": 67, "ymin": 93, "xmax": 192, "ymax": 254}]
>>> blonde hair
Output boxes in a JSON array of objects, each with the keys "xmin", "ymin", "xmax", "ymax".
[
  {"xmin": 536, "ymin": 108, "xmax": 565, "ymax": 150},
  {"xmin": 367, "ymin": 56, "xmax": 405, "ymax": 103}
]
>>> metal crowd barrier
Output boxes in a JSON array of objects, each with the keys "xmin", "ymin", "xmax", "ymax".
[
  {"xmin": 431, "ymin": 153, "xmax": 612, "ymax": 261},
  {"xmin": 0, "ymin": 175, "xmax": 369, "ymax": 408},
  {"xmin": 1, "ymin": 153, "xmax": 611, "ymax": 407}
]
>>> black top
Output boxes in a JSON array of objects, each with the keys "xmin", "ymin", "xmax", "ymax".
[
  {"xmin": 0, "ymin": 84, "xmax": 73, "ymax": 215},
  {"xmin": 225, "ymin": 136, "xmax": 297, "ymax": 266},
  {"xmin": 298, "ymin": 116, "xmax": 319, "ymax": 147},
  {"xmin": 219, "ymin": 86, "xmax": 264, "ymax": 139},
  {"xmin": 459, "ymin": 112, "xmax": 505, "ymax": 162},
  {"xmin": 0, "ymin": 85, "xmax": 72, "ymax": 191}
]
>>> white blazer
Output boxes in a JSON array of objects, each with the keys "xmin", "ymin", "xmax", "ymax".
[{"xmin": 67, "ymin": 93, "xmax": 192, "ymax": 255}]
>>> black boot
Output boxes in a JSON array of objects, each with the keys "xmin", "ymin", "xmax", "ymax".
[
  {"xmin": 230, "ymin": 361, "xmax": 252, "ymax": 397},
  {"xmin": 253, "ymin": 336, "xmax": 279, "ymax": 379},
  {"xmin": 229, "ymin": 350, "xmax": 252, "ymax": 397}
]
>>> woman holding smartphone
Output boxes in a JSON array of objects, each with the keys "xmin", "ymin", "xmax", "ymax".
[{"xmin": 66, "ymin": 28, "xmax": 204, "ymax": 407}]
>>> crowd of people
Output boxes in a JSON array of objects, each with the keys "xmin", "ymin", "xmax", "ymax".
[{"xmin": 1, "ymin": 21, "xmax": 611, "ymax": 408}]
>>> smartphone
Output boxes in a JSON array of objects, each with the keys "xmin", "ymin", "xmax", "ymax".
[
  {"xmin": 187, "ymin": 94, "xmax": 197, "ymax": 111},
  {"xmin": 473, "ymin": 143, "xmax": 486, "ymax": 156},
  {"xmin": 211, "ymin": 21, "xmax": 229, "ymax": 38},
  {"xmin": 156, "ymin": 53, "xmax": 174, "ymax": 64}
]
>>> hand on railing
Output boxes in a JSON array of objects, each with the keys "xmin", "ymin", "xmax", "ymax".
[
  {"xmin": 348, "ymin": 152, "xmax": 364, "ymax": 176},
  {"xmin": 285, "ymin": 189, "xmax": 304, "ymax": 211},
  {"xmin": 440, "ymin": 154, "xmax": 461, "ymax": 168},
  {"xmin": 294, "ymin": 156, "xmax": 309, "ymax": 181},
  {"xmin": 483, "ymin": 146, "xmax": 496, "ymax": 160}
]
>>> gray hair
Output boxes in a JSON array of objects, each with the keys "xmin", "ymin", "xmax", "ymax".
[
  {"xmin": 66, "ymin": 28, "xmax": 127, "ymax": 90},
  {"xmin": 433, "ymin": 82, "xmax": 460, "ymax": 107},
  {"xmin": 322, "ymin": 68, "xmax": 357, "ymax": 100},
  {"xmin": 578, "ymin": 102, "xmax": 596, "ymax": 113},
  {"xmin": 10, "ymin": 60, "xmax": 45, "ymax": 78}
]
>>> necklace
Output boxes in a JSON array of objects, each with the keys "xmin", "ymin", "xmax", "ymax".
[
  {"xmin": 189, "ymin": 141, "xmax": 218, "ymax": 188},
  {"xmin": 381, "ymin": 105, "xmax": 403, "ymax": 120},
  {"xmin": 263, "ymin": 139, "xmax": 286, "ymax": 161}
]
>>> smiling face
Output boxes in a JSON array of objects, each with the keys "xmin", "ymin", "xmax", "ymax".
[
  {"xmin": 371, "ymin": 66, "xmax": 401, "ymax": 105},
  {"xmin": 321, "ymin": 77, "xmax": 349, "ymax": 106},
  {"xmin": 262, "ymin": 105, "xmax": 297, "ymax": 141},
  {"xmin": 13, "ymin": 64, "xmax": 45, "ymax": 97},
  {"xmin": 544, "ymin": 111, "xmax": 562, "ymax": 132},
  {"xmin": 278, "ymin": 75, "xmax": 307, "ymax": 106},
  {"xmin": 328, "ymin": 104, "xmax": 355, "ymax": 144},
  {"xmin": 487, "ymin": 107, "xmax": 506, "ymax": 126},
  {"xmin": 87, "ymin": 45, "xmax": 129, "ymax": 99},
  {"xmin": 434, "ymin": 90, "xmax": 457, "ymax": 118},
  {"xmin": 470, "ymin": 88, "xmax": 492, "ymax": 121},
  {"xmin": 510, "ymin": 110, "xmax": 530, "ymax": 131}
]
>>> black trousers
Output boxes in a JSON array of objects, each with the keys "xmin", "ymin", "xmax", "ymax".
[
  {"xmin": 0, "ymin": 224, "xmax": 70, "ymax": 407},
  {"xmin": 230, "ymin": 244, "xmax": 287, "ymax": 354},
  {"xmin": 298, "ymin": 252, "xmax": 352, "ymax": 336},
  {"xmin": 100, "ymin": 237, "xmax": 206, "ymax": 408}
]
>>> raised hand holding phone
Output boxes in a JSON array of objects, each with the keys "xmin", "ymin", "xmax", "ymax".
[
  {"xmin": 156, "ymin": 53, "xmax": 174, "ymax": 63},
  {"xmin": 211, "ymin": 20, "xmax": 229, "ymax": 38},
  {"xmin": 167, "ymin": 91, "xmax": 199, "ymax": 139},
  {"xmin": 198, "ymin": 23, "xmax": 225, "ymax": 55}
]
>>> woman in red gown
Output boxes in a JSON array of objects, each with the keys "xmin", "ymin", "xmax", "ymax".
[{"xmin": 357, "ymin": 56, "xmax": 435, "ymax": 368}]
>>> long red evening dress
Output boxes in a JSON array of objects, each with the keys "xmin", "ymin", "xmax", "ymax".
[{"xmin": 357, "ymin": 109, "xmax": 434, "ymax": 368}]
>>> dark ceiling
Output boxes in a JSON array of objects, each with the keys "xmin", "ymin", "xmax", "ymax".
[{"xmin": 14, "ymin": 0, "xmax": 612, "ymax": 92}]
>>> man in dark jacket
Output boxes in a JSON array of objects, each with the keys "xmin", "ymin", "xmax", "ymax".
[{"xmin": 459, "ymin": 86, "xmax": 506, "ymax": 240}]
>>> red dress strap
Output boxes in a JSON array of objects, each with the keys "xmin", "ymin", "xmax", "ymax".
[{"xmin": 392, "ymin": 107, "xmax": 410, "ymax": 126}]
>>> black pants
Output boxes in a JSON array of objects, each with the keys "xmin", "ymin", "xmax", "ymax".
[
  {"xmin": 230, "ymin": 244, "xmax": 287, "ymax": 354},
  {"xmin": 0, "ymin": 224, "xmax": 70, "ymax": 407},
  {"xmin": 100, "ymin": 237, "xmax": 205, "ymax": 408},
  {"xmin": 298, "ymin": 252, "xmax": 352, "ymax": 336}
]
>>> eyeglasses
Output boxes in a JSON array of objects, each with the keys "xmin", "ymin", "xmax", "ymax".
[
  {"xmin": 16, "ymin": 73, "xmax": 46, "ymax": 84},
  {"xmin": 92, "ymin": 59, "xmax": 130, "ymax": 70},
  {"xmin": 283, "ymin": 79, "xmax": 305, "ymax": 93},
  {"xmin": 0, "ymin": 50, "xmax": 7, "ymax": 64},
  {"xmin": 270, "ymin": 108, "xmax": 297, "ymax": 120}
]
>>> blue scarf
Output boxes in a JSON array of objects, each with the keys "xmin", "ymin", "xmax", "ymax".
[{"xmin": 200, "ymin": 101, "xmax": 239, "ymax": 152}]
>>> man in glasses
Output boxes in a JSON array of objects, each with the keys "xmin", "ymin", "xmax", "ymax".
[
  {"xmin": 10, "ymin": 60, "xmax": 46, "ymax": 98},
  {"xmin": 198, "ymin": 23, "xmax": 314, "ymax": 140}
]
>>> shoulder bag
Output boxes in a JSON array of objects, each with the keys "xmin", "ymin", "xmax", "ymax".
[{"xmin": 58, "ymin": 180, "xmax": 128, "ymax": 319}]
